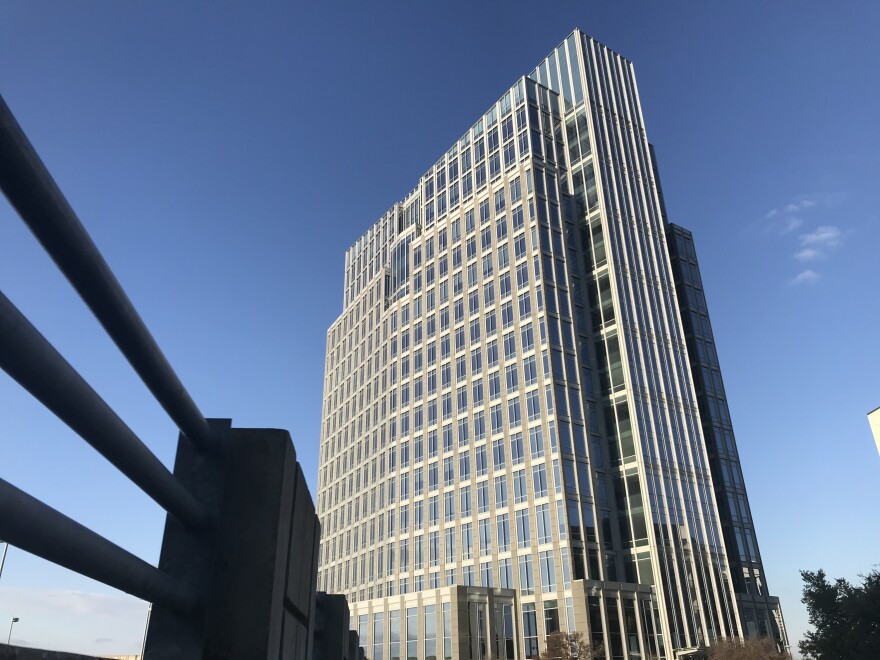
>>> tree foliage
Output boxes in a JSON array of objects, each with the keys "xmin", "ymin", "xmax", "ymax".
[
  {"xmin": 799, "ymin": 568, "xmax": 880, "ymax": 659},
  {"xmin": 538, "ymin": 631, "xmax": 605, "ymax": 660},
  {"xmin": 706, "ymin": 637, "xmax": 788, "ymax": 659}
]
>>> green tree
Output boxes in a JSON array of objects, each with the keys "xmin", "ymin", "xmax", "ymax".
[
  {"xmin": 799, "ymin": 568, "xmax": 880, "ymax": 659},
  {"xmin": 538, "ymin": 631, "xmax": 604, "ymax": 660},
  {"xmin": 706, "ymin": 637, "xmax": 789, "ymax": 659}
]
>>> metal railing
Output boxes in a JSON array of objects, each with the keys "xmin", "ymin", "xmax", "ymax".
[{"xmin": 0, "ymin": 92, "xmax": 215, "ymax": 617}]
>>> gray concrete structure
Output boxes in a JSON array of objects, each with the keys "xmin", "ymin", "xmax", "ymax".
[
  {"xmin": 315, "ymin": 592, "xmax": 364, "ymax": 660},
  {"xmin": 144, "ymin": 421, "xmax": 320, "ymax": 660}
]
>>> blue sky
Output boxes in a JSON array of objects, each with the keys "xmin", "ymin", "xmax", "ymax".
[{"xmin": 1, "ymin": 1, "xmax": 878, "ymax": 656}]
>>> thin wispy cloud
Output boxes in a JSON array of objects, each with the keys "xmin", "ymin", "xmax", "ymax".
[
  {"xmin": 799, "ymin": 225, "xmax": 842, "ymax": 247},
  {"xmin": 766, "ymin": 199, "xmax": 817, "ymax": 218},
  {"xmin": 761, "ymin": 195, "xmax": 848, "ymax": 284},
  {"xmin": 763, "ymin": 198, "xmax": 816, "ymax": 235},
  {"xmin": 790, "ymin": 269, "xmax": 820, "ymax": 285}
]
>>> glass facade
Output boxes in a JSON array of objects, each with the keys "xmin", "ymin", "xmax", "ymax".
[
  {"xmin": 318, "ymin": 28, "xmax": 786, "ymax": 660},
  {"xmin": 666, "ymin": 223, "xmax": 788, "ymax": 646}
]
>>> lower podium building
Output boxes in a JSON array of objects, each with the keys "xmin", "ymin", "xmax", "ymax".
[{"xmin": 316, "ymin": 29, "xmax": 787, "ymax": 659}]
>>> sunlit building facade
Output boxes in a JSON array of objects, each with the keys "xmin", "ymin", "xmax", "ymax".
[{"xmin": 316, "ymin": 29, "xmax": 787, "ymax": 659}]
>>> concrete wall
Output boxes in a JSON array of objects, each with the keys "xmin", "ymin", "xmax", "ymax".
[{"xmin": 144, "ymin": 421, "xmax": 320, "ymax": 660}]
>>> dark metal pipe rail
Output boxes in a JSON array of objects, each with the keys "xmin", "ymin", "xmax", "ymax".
[
  {"xmin": 0, "ymin": 93, "xmax": 215, "ymax": 452},
  {"xmin": 0, "ymin": 476, "xmax": 198, "ymax": 615},
  {"xmin": 0, "ymin": 290, "xmax": 209, "ymax": 531}
]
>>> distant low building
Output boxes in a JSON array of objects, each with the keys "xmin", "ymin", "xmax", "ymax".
[{"xmin": 869, "ymin": 407, "xmax": 880, "ymax": 456}]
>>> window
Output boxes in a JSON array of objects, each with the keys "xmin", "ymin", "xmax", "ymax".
[
  {"xmin": 516, "ymin": 263, "xmax": 529, "ymax": 290},
  {"xmin": 519, "ymin": 557, "xmax": 535, "ymax": 598},
  {"xmin": 485, "ymin": 312, "xmax": 497, "ymax": 337},
  {"xmin": 529, "ymin": 426, "xmax": 544, "ymax": 458},
  {"xmin": 536, "ymin": 504, "xmax": 552, "ymax": 543},
  {"xmin": 475, "ymin": 444, "xmax": 488, "ymax": 476},
  {"xmin": 492, "ymin": 438, "xmax": 505, "ymax": 469},
  {"xmin": 445, "ymin": 527, "xmax": 456, "ymax": 562},
  {"xmin": 509, "ymin": 177, "xmax": 522, "ymax": 203},
  {"xmin": 480, "ymin": 199, "xmax": 490, "ymax": 224},
  {"xmin": 488, "ymin": 371, "xmax": 501, "ymax": 400},
  {"xmin": 512, "ymin": 205, "xmax": 524, "ymax": 232},
  {"xmin": 501, "ymin": 301, "xmax": 514, "ymax": 328},
  {"xmin": 465, "ymin": 209, "xmax": 475, "ymax": 233},
  {"xmin": 461, "ymin": 522, "xmax": 473, "ymax": 559},
  {"xmin": 480, "ymin": 560, "xmax": 493, "ymax": 587},
  {"xmin": 459, "ymin": 452, "xmax": 471, "ymax": 481},
  {"xmin": 505, "ymin": 363, "xmax": 519, "ymax": 391},
  {"xmin": 516, "ymin": 509, "xmax": 531, "ymax": 548},
  {"xmin": 520, "ymin": 322, "xmax": 534, "ymax": 351},
  {"xmin": 473, "ymin": 410, "xmax": 485, "ymax": 440},
  {"xmin": 539, "ymin": 550, "xmax": 556, "ymax": 590},
  {"xmin": 466, "ymin": 235, "xmax": 477, "ymax": 260},
  {"xmin": 499, "ymin": 272, "xmax": 511, "ymax": 299},
  {"xmin": 458, "ymin": 418, "xmax": 470, "ymax": 447},
  {"xmin": 532, "ymin": 464, "xmax": 548, "ymax": 498},
  {"xmin": 483, "ymin": 282, "xmax": 495, "ymax": 307},
  {"xmin": 481, "ymin": 227, "xmax": 492, "ymax": 252},
  {"xmin": 510, "ymin": 432, "xmax": 524, "ymax": 465},
  {"xmin": 475, "ymin": 481, "xmax": 489, "ymax": 514},
  {"xmin": 469, "ymin": 318, "xmax": 481, "ymax": 343},
  {"xmin": 496, "ymin": 216, "xmax": 508, "ymax": 241},
  {"xmin": 494, "ymin": 475, "xmax": 508, "ymax": 507},
  {"xmin": 471, "ymin": 348, "xmax": 482, "ymax": 375},
  {"xmin": 518, "ymin": 292, "xmax": 532, "ymax": 319},
  {"xmin": 523, "ymin": 356, "xmax": 538, "ymax": 386},
  {"xmin": 414, "ymin": 467, "xmax": 424, "ymax": 495},
  {"xmin": 424, "ymin": 604, "xmax": 437, "ymax": 660},
  {"xmin": 490, "ymin": 404, "xmax": 503, "ymax": 434},
  {"xmin": 498, "ymin": 243, "xmax": 510, "ymax": 269},
  {"xmin": 487, "ymin": 340, "xmax": 499, "ymax": 367},
  {"xmin": 479, "ymin": 518, "xmax": 492, "ymax": 556},
  {"xmin": 407, "ymin": 608, "xmax": 418, "ymax": 660},
  {"xmin": 499, "ymin": 558, "xmax": 513, "ymax": 588},
  {"xmin": 496, "ymin": 514, "xmax": 510, "ymax": 552},
  {"xmin": 526, "ymin": 390, "xmax": 541, "ymax": 421},
  {"xmin": 374, "ymin": 612, "xmax": 386, "ymax": 660},
  {"xmin": 513, "ymin": 469, "xmax": 528, "ymax": 503},
  {"xmin": 460, "ymin": 484, "xmax": 472, "ymax": 517},
  {"xmin": 443, "ymin": 456, "xmax": 455, "ymax": 486},
  {"xmin": 507, "ymin": 396, "xmax": 521, "ymax": 428}
]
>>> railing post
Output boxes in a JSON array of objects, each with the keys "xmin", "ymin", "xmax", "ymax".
[{"xmin": 144, "ymin": 421, "xmax": 320, "ymax": 660}]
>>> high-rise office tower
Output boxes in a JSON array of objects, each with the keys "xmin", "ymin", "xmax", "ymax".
[{"xmin": 317, "ymin": 29, "xmax": 787, "ymax": 660}]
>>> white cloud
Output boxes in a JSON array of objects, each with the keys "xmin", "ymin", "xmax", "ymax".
[
  {"xmin": 799, "ymin": 225, "xmax": 842, "ymax": 247},
  {"xmin": 0, "ymin": 587, "xmax": 147, "ymax": 656},
  {"xmin": 785, "ymin": 200, "xmax": 816, "ymax": 213},
  {"xmin": 763, "ymin": 195, "xmax": 848, "ymax": 285},
  {"xmin": 790, "ymin": 270, "xmax": 820, "ymax": 285},
  {"xmin": 763, "ymin": 198, "xmax": 815, "ymax": 234}
]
